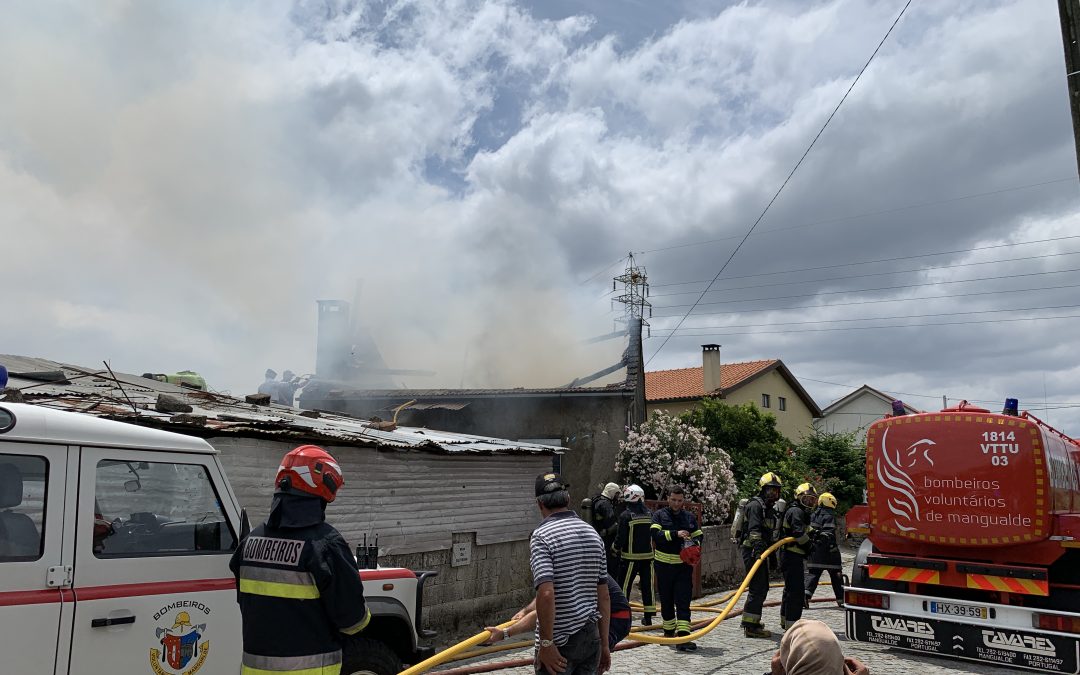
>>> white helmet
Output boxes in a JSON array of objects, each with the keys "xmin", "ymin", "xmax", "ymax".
[{"xmin": 623, "ymin": 484, "xmax": 645, "ymax": 503}]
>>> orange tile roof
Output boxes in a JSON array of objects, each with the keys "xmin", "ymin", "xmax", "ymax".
[{"xmin": 645, "ymin": 360, "xmax": 777, "ymax": 401}]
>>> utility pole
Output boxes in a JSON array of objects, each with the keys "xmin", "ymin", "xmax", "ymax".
[
  {"xmin": 613, "ymin": 253, "xmax": 651, "ymax": 426},
  {"xmin": 1058, "ymin": 0, "xmax": 1080, "ymax": 179}
]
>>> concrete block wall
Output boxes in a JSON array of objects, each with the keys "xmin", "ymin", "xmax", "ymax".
[
  {"xmin": 698, "ymin": 525, "xmax": 745, "ymax": 591},
  {"xmin": 380, "ymin": 532, "xmax": 535, "ymax": 638}
]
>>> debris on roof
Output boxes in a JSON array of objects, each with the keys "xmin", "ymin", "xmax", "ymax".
[{"xmin": 0, "ymin": 355, "xmax": 561, "ymax": 456}]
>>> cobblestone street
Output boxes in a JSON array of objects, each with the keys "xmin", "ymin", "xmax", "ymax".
[{"xmin": 436, "ymin": 550, "xmax": 1025, "ymax": 675}]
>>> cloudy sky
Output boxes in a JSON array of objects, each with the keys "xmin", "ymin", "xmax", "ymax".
[{"xmin": 3, "ymin": 0, "xmax": 1079, "ymax": 432}]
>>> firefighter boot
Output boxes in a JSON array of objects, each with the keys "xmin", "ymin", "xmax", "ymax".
[
  {"xmin": 642, "ymin": 613, "xmax": 653, "ymax": 626},
  {"xmin": 675, "ymin": 632, "xmax": 697, "ymax": 652},
  {"xmin": 803, "ymin": 594, "xmax": 811, "ymax": 609},
  {"xmin": 743, "ymin": 624, "xmax": 772, "ymax": 639}
]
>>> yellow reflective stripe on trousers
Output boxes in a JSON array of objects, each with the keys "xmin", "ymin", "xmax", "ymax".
[
  {"xmin": 239, "ymin": 578, "xmax": 321, "ymax": 600},
  {"xmin": 341, "ymin": 608, "xmax": 371, "ymax": 635},
  {"xmin": 654, "ymin": 550, "xmax": 682, "ymax": 564},
  {"xmin": 242, "ymin": 665, "xmax": 340, "ymax": 675}
]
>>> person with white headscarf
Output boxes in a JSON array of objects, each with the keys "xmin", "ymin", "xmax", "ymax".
[{"xmin": 766, "ymin": 620, "xmax": 870, "ymax": 675}]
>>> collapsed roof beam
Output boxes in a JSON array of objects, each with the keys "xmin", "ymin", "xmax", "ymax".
[{"xmin": 565, "ymin": 361, "xmax": 626, "ymax": 388}]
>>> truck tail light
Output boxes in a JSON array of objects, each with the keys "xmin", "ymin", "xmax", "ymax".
[
  {"xmin": 1034, "ymin": 613, "xmax": 1080, "ymax": 634},
  {"xmin": 845, "ymin": 590, "xmax": 889, "ymax": 610}
]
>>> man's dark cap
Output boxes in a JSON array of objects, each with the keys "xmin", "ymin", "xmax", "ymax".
[{"xmin": 535, "ymin": 472, "xmax": 569, "ymax": 497}]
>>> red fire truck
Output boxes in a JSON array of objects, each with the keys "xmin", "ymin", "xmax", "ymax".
[{"xmin": 845, "ymin": 400, "xmax": 1080, "ymax": 674}]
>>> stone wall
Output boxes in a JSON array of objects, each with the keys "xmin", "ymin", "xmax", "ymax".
[{"xmin": 380, "ymin": 532, "xmax": 535, "ymax": 638}]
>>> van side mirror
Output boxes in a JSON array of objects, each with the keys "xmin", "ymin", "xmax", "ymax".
[{"xmin": 239, "ymin": 509, "xmax": 251, "ymax": 540}]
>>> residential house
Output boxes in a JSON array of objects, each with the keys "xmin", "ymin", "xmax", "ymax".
[
  {"xmin": 815, "ymin": 384, "xmax": 922, "ymax": 445},
  {"xmin": 645, "ymin": 345, "xmax": 822, "ymax": 441}
]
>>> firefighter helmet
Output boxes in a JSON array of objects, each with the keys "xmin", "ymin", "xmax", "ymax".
[
  {"xmin": 680, "ymin": 542, "xmax": 702, "ymax": 566},
  {"xmin": 623, "ymin": 484, "xmax": 645, "ymax": 503},
  {"xmin": 818, "ymin": 492, "xmax": 837, "ymax": 509},
  {"xmin": 759, "ymin": 472, "xmax": 783, "ymax": 489},
  {"xmin": 795, "ymin": 482, "xmax": 818, "ymax": 506},
  {"xmin": 275, "ymin": 445, "xmax": 344, "ymax": 503}
]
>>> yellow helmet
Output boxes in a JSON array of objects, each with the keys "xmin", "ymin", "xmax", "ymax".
[
  {"xmin": 759, "ymin": 472, "xmax": 783, "ymax": 489},
  {"xmin": 818, "ymin": 492, "xmax": 837, "ymax": 509},
  {"xmin": 172, "ymin": 611, "xmax": 191, "ymax": 629},
  {"xmin": 794, "ymin": 482, "xmax": 817, "ymax": 498}
]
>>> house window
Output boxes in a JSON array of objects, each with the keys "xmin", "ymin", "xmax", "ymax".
[
  {"xmin": 778, "ymin": 397, "xmax": 787, "ymax": 411},
  {"xmin": 761, "ymin": 394, "xmax": 770, "ymax": 409}
]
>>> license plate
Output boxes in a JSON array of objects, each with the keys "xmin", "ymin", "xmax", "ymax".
[{"xmin": 929, "ymin": 601, "xmax": 987, "ymax": 619}]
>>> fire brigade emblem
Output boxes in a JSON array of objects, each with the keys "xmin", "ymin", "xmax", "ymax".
[
  {"xmin": 149, "ymin": 611, "xmax": 209, "ymax": 675},
  {"xmin": 877, "ymin": 427, "xmax": 936, "ymax": 532}
]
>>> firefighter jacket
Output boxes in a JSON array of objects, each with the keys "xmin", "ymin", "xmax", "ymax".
[
  {"xmin": 781, "ymin": 502, "xmax": 813, "ymax": 555},
  {"xmin": 740, "ymin": 495, "xmax": 777, "ymax": 556},
  {"xmin": 651, "ymin": 507, "xmax": 703, "ymax": 565},
  {"xmin": 808, "ymin": 506, "xmax": 842, "ymax": 568},
  {"xmin": 230, "ymin": 497, "xmax": 370, "ymax": 675},
  {"xmin": 615, "ymin": 502, "xmax": 654, "ymax": 561},
  {"xmin": 590, "ymin": 495, "xmax": 619, "ymax": 542}
]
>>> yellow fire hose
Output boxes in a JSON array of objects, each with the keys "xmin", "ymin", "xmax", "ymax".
[
  {"xmin": 398, "ymin": 537, "xmax": 794, "ymax": 674},
  {"xmin": 621, "ymin": 537, "xmax": 793, "ymax": 645}
]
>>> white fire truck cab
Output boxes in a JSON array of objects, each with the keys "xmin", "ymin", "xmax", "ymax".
[{"xmin": 0, "ymin": 403, "xmax": 436, "ymax": 675}]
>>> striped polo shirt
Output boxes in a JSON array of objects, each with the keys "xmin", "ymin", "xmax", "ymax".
[{"xmin": 530, "ymin": 510, "xmax": 607, "ymax": 645}]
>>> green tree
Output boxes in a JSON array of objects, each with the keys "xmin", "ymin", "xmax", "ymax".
[
  {"xmin": 792, "ymin": 430, "xmax": 866, "ymax": 512},
  {"xmin": 680, "ymin": 398, "xmax": 791, "ymax": 497}
]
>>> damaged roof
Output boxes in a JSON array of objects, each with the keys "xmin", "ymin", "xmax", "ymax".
[{"xmin": 0, "ymin": 355, "xmax": 561, "ymax": 456}]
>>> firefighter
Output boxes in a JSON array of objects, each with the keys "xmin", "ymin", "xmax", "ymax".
[
  {"xmin": 780, "ymin": 482, "xmax": 817, "ymax": 630},
  {"xmin": 651, "ymin": 486, "xmax": 703, "ymax": 651},
  {"xmin": 805, "ymin": 491, "xmax": 845, "ymax": 608},
  {"xmin": 739, "ymin": 472, "xmax": 782, "ymax": 638},
  {"xmin": 230, "ymin": 445, "xmax": 370, "ymax": 675},
  {"xmin": 614, "ymin": 484, "xmax": 655, "ymax": 625},
  {"xmin": 587, "ymin": 482, "xmax": 621, "ymax": 572}
]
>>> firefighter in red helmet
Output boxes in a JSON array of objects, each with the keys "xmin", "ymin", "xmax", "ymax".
[{"xmin": 230, "ymin": 445, "xmax": 370, "ymax": 675}]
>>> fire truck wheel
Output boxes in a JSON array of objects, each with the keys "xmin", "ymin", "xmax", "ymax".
[{"xmin": 341, "ymin": 636, "xmax": 403, "ymax": 675}]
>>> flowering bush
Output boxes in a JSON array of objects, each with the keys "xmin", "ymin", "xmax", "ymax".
[{"xmin": 615, "ymin": 412, "xmax": 738, "ymax": 524}]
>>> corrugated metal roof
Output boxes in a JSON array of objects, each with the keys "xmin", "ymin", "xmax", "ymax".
[{"xmin": 0, "ymin": 355, "xmax": 560, "ymax": 456}]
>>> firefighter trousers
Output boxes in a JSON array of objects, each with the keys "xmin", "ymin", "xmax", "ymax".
[
  {"xmin": 805, "ymin": 565, "xmax": 844, "ymax": 603},
  {"xmin": 780, "ymin": 550, "xmax": 806, "ymax": 627},
  {"xmin": 740, "ymin": 547, "xmax": 770, "ymax": 628},
  {"xmin": 654, "ymin": 560, "xmax": 693, "ymax": 635},
  {"xmin": 618, "ymin": 558, "xmax": 655, "ymax": 617}
]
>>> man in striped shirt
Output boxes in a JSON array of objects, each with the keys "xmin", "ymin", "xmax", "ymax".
[{"xmin": 530, "ymin": 473, "xmax": 611, "ymax": 675}]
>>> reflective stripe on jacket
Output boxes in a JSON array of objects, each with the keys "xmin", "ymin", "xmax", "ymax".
[
  {"xmin": 230, "ymin": 521, "xmax": 369, "ymax": 674},
  {"xmin": 781, "ymin": 503, "xmax": 812, "ymax": 555},
  {"xmin": 651, "ymin": 506, "xmax": 702, "ymax": 565},
  {"xmin": 616, "ymin": 503, "xmax": 654, "ymax": 561}
]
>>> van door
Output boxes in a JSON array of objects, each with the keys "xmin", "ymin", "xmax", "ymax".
[
  {"xmin": 69, "ymin": 446, "xmax": 242, "ymax": 674},
  {"xmin": 0, "ymin": 438, "xmax": 68, "ymax": 675}
]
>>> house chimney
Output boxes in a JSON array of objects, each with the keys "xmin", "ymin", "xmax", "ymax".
[{"xmin": 702, "ymin": 344, "xmax": 721, "ymax": 395}]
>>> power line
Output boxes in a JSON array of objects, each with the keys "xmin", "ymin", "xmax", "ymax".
[
  {"xmin": 649, "ymin": 249, "xmax": 1080, "ymax": 298},
  {"xmin": 645, "ymin": 311, "xmax": 1080, "ymax": 337},
  {"xmin": 649, "ymin": 234, "xmax": 1080, "ymax": 289},
  {"xmin": 651, "ymin": 302, "xmax": 1080, "ymax": 332},
  {"xmin": 652, "ymin": 266, "xmax": 1080, "ymax": 309},
  {"xmin": 636, "ymin": 177, "xmax": 1076, "ymax": 256},
  {"xmin": 646, "ymin": 0, "xmax": 913, "ymax": 365},
  {"xmin": 579, "ymin": 255, "xmax": 630, "ymax": 286},
  {"xmin": 650, "ymin": 281, "xmax": 1080, "ymax": 317},
  {"xmin": 802, "ymin": 376, "xmax": 1080, "ymax": 408}
]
